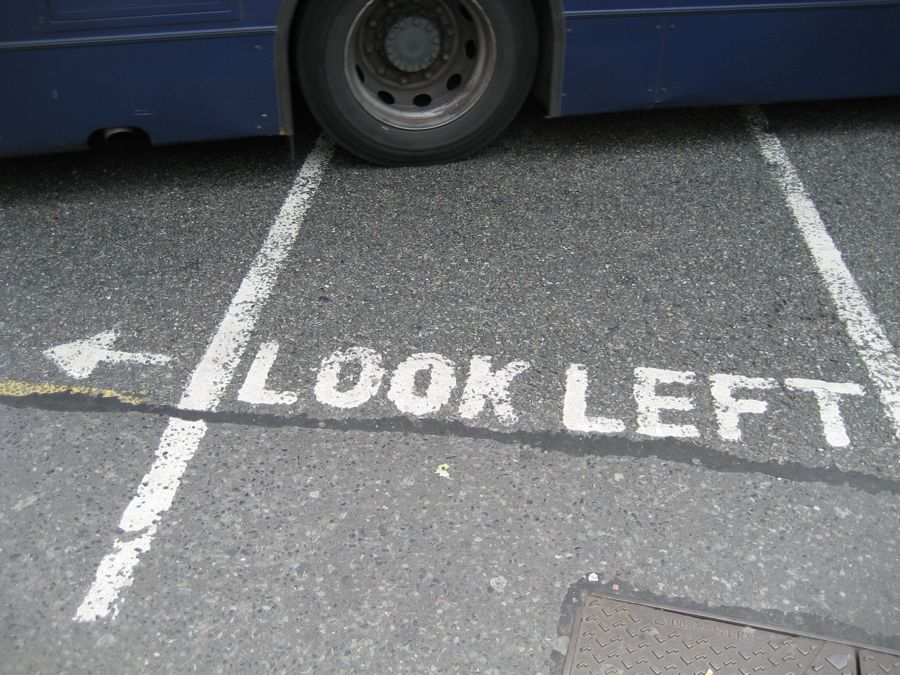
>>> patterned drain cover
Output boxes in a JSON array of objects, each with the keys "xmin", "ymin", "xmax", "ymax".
[{"xmin": 563, "ymin": 593, "xmax": 899, "ymax": 675}]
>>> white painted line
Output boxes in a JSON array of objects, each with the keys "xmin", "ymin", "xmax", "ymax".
[
  {"xmin": 117, "ymin": 418, "xmax": 209, "ymax": 534},
  {"xmin": 74, "ymin": 135, "xmax": 333, "ymax": 622},
  {"xmin": 73, "ymin": 529, "xmax": 157, "ymax": 622},
  {"xmin": 745, "ymin": 106, "xmax": 900, "ymax": 441}
]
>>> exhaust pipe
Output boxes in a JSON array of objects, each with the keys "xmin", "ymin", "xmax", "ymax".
[{"xmin": 101, "ymin": 127, "xmax": 138, "ymax": 147}]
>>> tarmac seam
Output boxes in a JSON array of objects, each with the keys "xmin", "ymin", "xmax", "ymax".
[{"xmin": 3, "ymin": 391, "xmax": 897, "ymax": 496}]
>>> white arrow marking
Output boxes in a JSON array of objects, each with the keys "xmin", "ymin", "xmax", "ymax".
[{"xmin": 43, "ymin": 329, "xmax": 171, "ymax": 379}]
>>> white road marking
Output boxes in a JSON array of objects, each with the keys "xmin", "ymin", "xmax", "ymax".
[
  {"xmin": 240, "ymin": 341, "xmax": 868, "ymax": 445},
  {"xmin": 633, "ymin": 367, "xmax": 700, "ymax": 439},
  {"xmin": 785, "ymin": 378, "xmax": 865, "ymax": 448},
  {"xmin": 563, "ymin": 364, "xmax": 626, "ymax": 434},
  {"xmin": 238, "ymin": 341, "xmax": 298, "ymax": 406},
  {"xmin": 117, "ymin": 417, "xmax": 208, "ymax": 534},
  {"xmin": 709, "ymin": 374, "xmax": 777, "ymax": 443},
  {"xmin": 74, "ymin": 529, "xmax": 157, "ymax": 622},
  {"xmin": 387, "ymin": 353, "xmax": 457, "ymax": 416},
  {"xmin": 74, "ymin": 135, "xmax": 333, "ymax": 622},
  {"xmin": 745, "ymin": 106, "xmax": 900, "ymax": 440},
  {"xmin": 458, "ymin": 356, "xmax": 531, "ymax": 426},
  {"xmin": 314, "ymin": 347, "xmax": 387, "ymax": 409},
  {"xmin": 44, "ymin": 329, "xmax": 171, "ymax": 379}
]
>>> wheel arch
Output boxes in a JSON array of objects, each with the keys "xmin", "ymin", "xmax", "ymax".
[
  {"xmin": 274, "ymin": 0, "xmax": 304, "ymax": 139},
  {"xmin": 529, "ymin": 0, "xmax": 566, "ymax": 117},
  {"xmin": 274, "ymin": 0, "xmax": 565, "ymax": 137}
]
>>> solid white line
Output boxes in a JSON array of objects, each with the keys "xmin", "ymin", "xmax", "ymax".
[
  {"xmin": 74, "ymin": 135, "xmax": 334, "ymax": 622},
  {"xmin": 745, "ymin": 106, "xmax": 900, "ymax": 440}
]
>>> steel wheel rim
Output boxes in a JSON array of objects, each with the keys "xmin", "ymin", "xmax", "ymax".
[{"xmin": 344, "ymin": 0, "xmax": 497, "ymax": 130}]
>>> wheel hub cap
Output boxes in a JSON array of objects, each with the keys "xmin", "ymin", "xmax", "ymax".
[
  {"xmin": 346, "ymin": 0, "xmax": 497, "ymax": 130},
  {"xmin": 384, "ymin": 16, "xmax": 441, "ymax": 73}
]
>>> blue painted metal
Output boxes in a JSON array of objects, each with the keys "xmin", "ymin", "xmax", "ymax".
[
  {"xmin": 0, "ymin": 1, "xmax": 286, "ymax": 156},
  {"xmin": 559, "ymin": 0, "xmax": 900, "ymax": 115},
  {"xmin": 30, "ymin": 0, "xmax": 241, "ymax": 31},
  {"xmin": 2, "ymin": 0, "xmax": 900, "ymax": 156}
]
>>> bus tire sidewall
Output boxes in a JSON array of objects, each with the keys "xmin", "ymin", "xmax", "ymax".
[{"xmin": 296, "ymin": 0, "xmax": 537, "ymax": 165}]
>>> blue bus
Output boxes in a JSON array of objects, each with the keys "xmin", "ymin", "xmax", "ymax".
[{"xmin": 2, "ymin": 1, "xmax": 899, "ymax": 165}]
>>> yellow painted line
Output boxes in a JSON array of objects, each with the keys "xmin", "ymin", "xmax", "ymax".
[{"xmin": 0, "ymin": 380, "xmax": 143, "ymax": 406}]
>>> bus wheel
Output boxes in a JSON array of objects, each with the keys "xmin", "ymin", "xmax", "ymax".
[{"xmin": 296, "ymin": 0, "xmax": 537, "ymax": 165}]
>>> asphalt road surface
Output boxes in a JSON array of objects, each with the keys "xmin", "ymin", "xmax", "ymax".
[{"xmin": 1, "ymin": 97, "xmax": 898, "ymax": 672}]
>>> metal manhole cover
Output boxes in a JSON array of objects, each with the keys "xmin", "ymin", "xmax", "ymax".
[
  {"xmin": 860, "ymin": 651, "xmax": 900, "ymax": 674},
  {"xmin": 563, "ymin": 592, "xmax": 899, "ymax": 675}
]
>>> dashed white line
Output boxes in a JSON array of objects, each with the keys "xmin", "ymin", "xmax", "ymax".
[
  {"xmin": 74, "ymin": 135, "xmax": 334, "ymax": 622},
  {"xmin": 745, "ymin": 106, "xmax": 900, "ymax": 441}
]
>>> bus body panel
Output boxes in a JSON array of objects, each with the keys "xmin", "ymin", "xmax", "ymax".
[
  {"xmin": 0, "ymin": 1, "xmax": 283, "ymax": 41},
  {"xmin": 3, "ymin": 0, "xmax": 900, "ymax": 156},
  {"xmin": 1, "ymin": 34, "xmax": 281, "ymax": 155},
  {"xmin": 559, "ymin": 0, "xmax": 900, "ymax": 115},
  {"xmin": 0, "ymin": 1, "xmax": 284, "ymax": 156}
]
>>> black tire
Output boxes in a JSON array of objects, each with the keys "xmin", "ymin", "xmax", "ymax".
[{"xmin": 295, "ymin": 0, "xmax": 537, "ymax": 165}]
